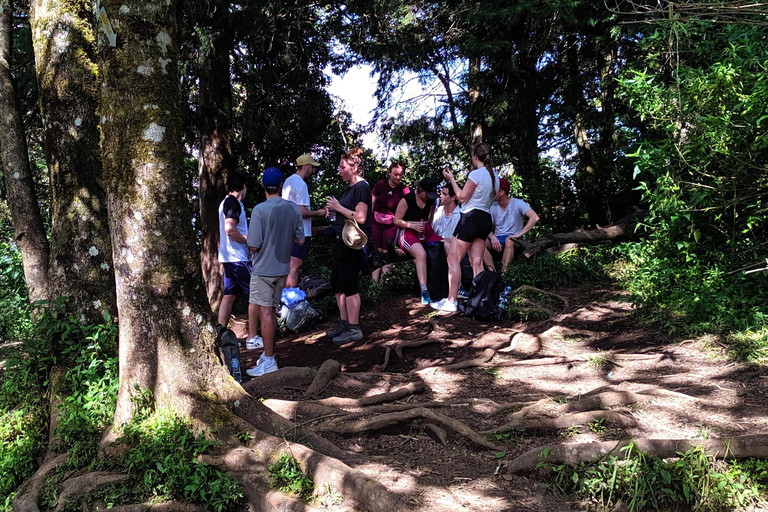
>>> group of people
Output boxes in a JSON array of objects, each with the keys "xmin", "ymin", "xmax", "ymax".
[{"xmin": 216, "ymin": 144, "xmax": 538, "ymax": 377}]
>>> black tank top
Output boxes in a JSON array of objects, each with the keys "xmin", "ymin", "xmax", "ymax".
[{"xmin": 402, "ymin": 191, "xmax": 433, "ymax": 222}]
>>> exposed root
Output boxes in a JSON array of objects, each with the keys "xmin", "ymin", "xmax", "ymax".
[
  {"xmin": 261, "ymin": 399, "xmax": 343, "ymax": 421},
  {"xmin": 492, "ymin": 352, "xmax": 666, "ymax": 368},
  {"xmin": 303, "ymin": 360, "xmax": 341, "ymax": 398},
  {"xmin": 242, "ymin": 366, "xmax": 317, "ymax": 394},
  {"xmin": 99, "ymin": 501, "xmax": 221, "ymax": 511},
  {"xmin": 316, "ymin": 406, "xmax": 503, "ymax": 451},
  {"xmin": 12, "ymin": 452, "xmax": 69, "ymax": 512},
  {"xmin": 55, "ymin": 472, "xmax": 129, "ymax": 511},
  {"xmin": 413, "ymin": 348, "xmax": 496, "ymax": 374},
  {"xmin": 482, "ymin": 410, "xmax": 636, "ymax": 435},
  {"xmin": 316, "ymin": 381, "xmax": 425, "ymax": 408},
  {"xmin": 381, "ymin": 346, "xmax": 391, "ymax": 370},
  {"xmin": 388, "ymin": 337, "xmax": 441, "ymax": 358},
  {"xmin": 425, "ymin": 423, "xmax": 448, "ymax": 445},
  {"xmin": 512, "ymin": 285, "xmax": 570, "ymax": 311},
  {"xmin": 508, "ymin": 434, "xmax": 768, "ymax": 474}
]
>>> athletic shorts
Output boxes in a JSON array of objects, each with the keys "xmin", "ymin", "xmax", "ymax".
[
  {"xmin": 222, "ymin": 261, "xmax": 251, "ymax": 296},
  {"xmin": 397, "ymin": 225, "xmax": 441, "ymax": 252},
  {"xmin": 290, "ymin": 237, "xmax": 311, "ymax": 260},
  {"xmin": 249, "ymin": 274, "xmax": 287, "ymax": 307},
  {"xmin": 331, "ymin": 237, "xmax": 364, "ymax": 297},
  {"xmin": 453, "ymin": 209, "xmax": 493, "ymax": 243}
]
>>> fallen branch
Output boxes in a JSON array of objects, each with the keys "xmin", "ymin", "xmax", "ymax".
[
  {"xmin": 516, "ymin": 208, "xmax": 647, "ymax": 258},
  {"xmin": 508, "ymin": 434, "xmax": 768, "ymax": 474},
  {"xmin": 303, "ymin": 360, "xmax": 341, "ymax": 399},
  {"xmin": 317, "ymin": 407, "xmax": 503, "ymax": 451}
]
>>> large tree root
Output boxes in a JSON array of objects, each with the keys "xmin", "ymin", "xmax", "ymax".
[
  {"xmin": 490, "ymin": 390, "xmax": 641, "ymax": 421},
  {"xmin": 316, "ymin": 381, "xmax": 425, "ymax": 408},
  {"xmin": 55, "ymin": 472, "xmax": 129, "ymax": 511},
  {"xmin": 316, "ymin": 406, "xmax": 503, "ymax": 451},
  {"xmin": 12, "ymin": 452, "xmax": 69, "ymax": 512},
  {"xmin": 491, "ymin": 351, "xmax": 666, "ymax": 367},
  {"xmin": 482, "ymin": 410, "xmax": 636, "ymax": 435},
  {"xmin": 508, "ymin": 434, "xmax": 768, "ymax": 474},
  {"xmin": 303, "ymin": 360, "xmax": 341, "ymax": 398},
  {"xmin": 242, "ymin": 366, "xmax": 317, "ymax": 394},
  {"xmin": 413, "ymin": 348, "xmax": 496, "ymax": 374}
]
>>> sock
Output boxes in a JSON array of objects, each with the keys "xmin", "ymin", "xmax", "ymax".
[
  {"xmin": 420, "ymin": 284, "xmax": 428, "ymax": 292},
  {"xmin": 349, "ymin": 323, "xmax": 360, "ymax": 330},
  {"xmin": 263, "ymin": 355, "xmax": 275, "ymax": 363}
]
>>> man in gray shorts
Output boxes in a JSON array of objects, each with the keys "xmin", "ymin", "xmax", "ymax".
[{"xmin": 245, "ymin": 167, "xmax": 304, "ymax": 377}]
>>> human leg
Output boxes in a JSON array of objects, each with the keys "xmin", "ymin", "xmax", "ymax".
[
  {"xmin": 482, "ymin": 240, "xmax": 495, "ymax": 273},
  {"xmin": 469, "ymin": 238, "xmax": 487, "ymax": 277},
  {"xmin": 286, "ymin": 257, "xmax": 302, "ymax": 288},
  {"xmin": 446, "ymin": 236, "xmax": 471, "ymax": 302},
  {"xmin": 258, "ymin": 304, "xmax": 276, "ymax": 358},
  {"xmin": 217, "ymin": 294, "xmax": 236, "ymax": 327},
  {"xmin": 502, "ymin": 237, "xmax": 516, "ymax": 272}
]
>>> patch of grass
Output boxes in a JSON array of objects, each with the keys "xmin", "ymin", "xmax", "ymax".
[
  {"xmin": 480, "ymin": 367, "xmax": 501, "ymax": 378},
  {"xmin": 587, "ymin": 352, "xmax": 612, "ymax": 371},
  {"xmin": 588, "ymin": 418, "xmax": 607, "ymax": 435},
  {"xmin": 268, "ymin": 454, "xmax": 314, "ymax": 501},
  {"xmin": 542, "ymin": 443, "xmax": 765, "ymax": 511},
  {"xmin": 491, "ymin": 430, "xmax": 523, "ymax": 443},
  {"xmin": 725, "ymin": 327, "xmax": 768, "ymax": 363},
  {"xmin": 502, "ymin": 248, "xmax": 610, "ymax": 291},
  {"xmin": 563, "ymin": 425, "xmax": 582, "ymax": 437}
]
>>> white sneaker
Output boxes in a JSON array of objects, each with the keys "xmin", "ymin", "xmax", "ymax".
[
  {"xmin": 430, "ymin": 298, "xmax": 457, "ymax": 313},
  {"xmin": 245, "ymin": 335, "xmax": 263, "ymax": 350},
  {"xmin": 245, "ymin": 357, "xmax": 278, "ymax": 377}
]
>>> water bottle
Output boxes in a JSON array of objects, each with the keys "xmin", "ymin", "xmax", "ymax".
[
  {"xmin": 328, "ymin": 208, "xmax": 336, "ymax": 222},
  {"xmin": 497, "ymin": 286, "xmax": 512, "ymax": 317},
  {"xmin": 418, "ymin": 218, "xmax": 425, "ymax": 240},
  {"xmin": 231, "ymin": 355, "xmax": 242, "ymax": 383}
]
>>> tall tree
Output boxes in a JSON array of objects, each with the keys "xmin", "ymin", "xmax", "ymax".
[
  {"xmin": 30, "ymin": 0, "xmax": 115, "ymax": 319},
  {"xmin": 191, "ymin": 0, "xmax": 235, "ymax": 312},
  {"xmin": 95, "ymin": 4, "xmax": 405, "ymax": 507},
  {"xmin": 0, "ymin": 0, "xmax": 50, "ymax": 304}
]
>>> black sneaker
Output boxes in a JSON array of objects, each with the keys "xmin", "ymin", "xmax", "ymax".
[
  {"xmin": 332, "ymin": 326, "xmax": 364, "ymax": 345},
  {"xmin": 325, "ymin": 320, "xmax": 348, "ymax": 339}
]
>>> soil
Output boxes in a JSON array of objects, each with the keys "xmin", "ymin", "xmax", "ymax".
[{"xmin": 238, "ymin": 283, "xmax": 768, "ymax": 512}]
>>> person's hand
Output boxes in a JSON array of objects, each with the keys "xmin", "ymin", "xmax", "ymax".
[
  {"xmin": 442, "ymin": 168, "xmax": 454, "ymax": 182},
  {"xmin": 316, "ymin": 208, "xmax": 327, "ymax": 218},
  {"xmin": 326, "ymin": 197, "xmax": 340, "ymax": 211},
  {"xmin": 490, "ymin": 235, "xmax": 502, "ymax": 252},
  {"xmin": 412, "ymin": 221, "xmax": 426, "ymax": 233}
]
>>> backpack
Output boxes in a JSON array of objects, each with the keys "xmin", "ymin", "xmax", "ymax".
[
  {"xmin": 299, "ymin": 274, "xmax": 332, "ymax": 300},
  {"xmin": 216, "ymin": 324, "xmax": 242, "ymax": 382},
  {"xmin": 458, "ymin": 270, "xmax": 504, "ymax": 321},
  {"xmin": 278, "ymin": 300, "xmax": 322, "ymax": 333}
]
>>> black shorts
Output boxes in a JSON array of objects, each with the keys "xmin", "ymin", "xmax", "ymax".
[
  {"xmin": 290, "ymin": 237, "xmax": 311, "ymax": 260},
  {"xmin": 453, "ymin": 209, "xmax": 493, "ymax": 243},
  {"xmin": 331, "ymin": 238, "xmax": 364, "ymax": 297}
]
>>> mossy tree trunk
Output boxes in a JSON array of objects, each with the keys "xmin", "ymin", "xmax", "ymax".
[
  {"xmin": 0, "ymin": 0, "xmax": 50, "ymax": 304},
  {"xmin": 196, "ymin": 0, "xmax": 234, "ymax": 313},
  {"xmin": 97, "ymin": 0, "xmax": 243, "ymax": 427},
  {"xmin": 30, "ymin": 0, "xmax": 116, "ymax": 320}
]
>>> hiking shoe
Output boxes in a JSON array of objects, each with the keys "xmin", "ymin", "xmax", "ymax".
[
  {"xmin": 420, "ymin": 290, "xmax": 432, "ymax": 305},
  {"xmin": 245, "ymin": 335, "xmax": 263, "ymax": 350},
  {"xmin": 332, "ymin": 326, "xmax": 364, "ymax": 345},
  {"xmin": 245, "ymin": 357, "xmax": 278, "ymax": 377},
  {"xmin": 430, "ymin": 298, "xmax": 458, "ymax": 313},
  {"xmin": 457, "ymin": 286, "xmax": 469, "ymax": 300},
  {"xmin": 325, "ymin": 320, "xmax": 348, "ymax": 339}
]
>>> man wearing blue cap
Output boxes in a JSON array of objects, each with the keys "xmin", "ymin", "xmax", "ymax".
[{"xmin": 245, "ymin": 167, "xmax": 304, "ymax": 377}]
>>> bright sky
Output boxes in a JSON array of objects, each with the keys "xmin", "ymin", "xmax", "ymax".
[{"xmin": 324, "ymin": 64, "xmax": 380, "ymax": 151}]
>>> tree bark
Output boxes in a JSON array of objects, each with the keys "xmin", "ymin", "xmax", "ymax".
[
  {"xmin": 0, "ymin": 0, "xmax": 50, "ymax": 305},
  {"xmin": 516, "ymin": 208, "xmax": 647, "ymax": 258},
  {"xmin": 197, "ymin": 0, "xmax": 234, "ymax": 313},
  {"xmin": 29, "ymin": 0, "xmax": 116, "ymax": 320}
]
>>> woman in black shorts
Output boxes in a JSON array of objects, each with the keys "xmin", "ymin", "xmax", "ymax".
[
  {"xmin": 431, "ymin": 142, "xmax": 499, "ymax": 313},
  {"xmin": 324, "ymin": 148, "xmax": 372, "ymax": 343}
]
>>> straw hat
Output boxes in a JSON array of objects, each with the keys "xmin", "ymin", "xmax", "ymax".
[{"xmin": 342, "ymin": 219, "xmax": 367, "ymax": 250}]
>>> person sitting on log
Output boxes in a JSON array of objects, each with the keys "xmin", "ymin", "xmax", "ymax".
[
  {"xmin": 482, "ymin": 177, "xmax": 539, "ymax": 273},
  {"xmin": 394, "ymin": 177, "xmax": 442, "ymax": 305}
]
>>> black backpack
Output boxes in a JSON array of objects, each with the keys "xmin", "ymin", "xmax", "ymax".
[
  {"xmin": 299, "ymin": 274, "xmax": 332, "ymax": 300},
  {"xmin": 458, "ymin": 270, "xmax": 504, "ymax": 321}
]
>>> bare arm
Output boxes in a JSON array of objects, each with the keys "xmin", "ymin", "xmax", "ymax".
[
  {"xmin": 512, "ymin": 209, "xmax": 540, "ymax": 239},
  {"xmin": 443, "ymin": 168, "xmax": 477, "ymax": 204},
  {"xmin": 224, "ymin": 218, "xmax": 247, "ymax": 244},
  {"xmin": 298, "ymin": 204, "xmax": 326, "ymax": 219}
]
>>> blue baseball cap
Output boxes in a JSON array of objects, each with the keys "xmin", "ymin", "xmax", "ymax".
[{"xmin": 262, "ymin": 167, "xmax": 283, "ymax": 186}]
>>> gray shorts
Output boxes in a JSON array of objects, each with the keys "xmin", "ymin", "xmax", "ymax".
[{"xmin": 249, "ymin": 274, "xmax": 287, "ymax": 307}]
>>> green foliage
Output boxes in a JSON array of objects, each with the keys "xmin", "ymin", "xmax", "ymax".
[
  {"xmin": 543, "ymin": 443, "xmax": 765, "ymax": 511},
  {"xmin": 104, "ymin": 409, "xmax": 243, "ymax": 512},
  {"xmin": 0, "ymin": 240, "xmax": 34, "ymax": 342},
  {"xmin": 617, "ymin": 21, "xmax": 768, "ymax": 340},
  {"xmin": 502, "ymin": 248, "xmax": 610, "ymax": 291},
  {"xmin": 0, "ymin": 400, "xmax": 47, "ymax": 508},
  {"xmin": 268, "ymin": 454, "xmax": 314, "ymax": 501}
]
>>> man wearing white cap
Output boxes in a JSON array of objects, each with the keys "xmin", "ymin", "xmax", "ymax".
[{"xmin": 282, "ymin": 154, "xmax": 326, "ymax": 288}]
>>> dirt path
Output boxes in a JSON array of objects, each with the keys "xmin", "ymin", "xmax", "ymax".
[{"xmin": 240, "ymin": 284, "xmax": 768, "ymax": 511}]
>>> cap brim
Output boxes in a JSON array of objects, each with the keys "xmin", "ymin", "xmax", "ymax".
[{"xmin": 426, "ymin": 192, "xmax": 439, "ymax": 200}]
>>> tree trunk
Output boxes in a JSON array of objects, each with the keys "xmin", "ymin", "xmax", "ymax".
[
  {"xmin": 0, "ymin": 0, "xmax": 50, "ymax": 304},
  {"xmin": 30, "ymin": 0, "xmax": 116, "ymax": 320},
  {"xmin": 197, "ymin": 0, "xmax": 234, "ymax": 313}
]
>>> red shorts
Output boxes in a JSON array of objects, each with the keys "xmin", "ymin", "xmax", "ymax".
[{"xmin": 397, "ymin": 224, "xmax": 441, "ymax": 251}]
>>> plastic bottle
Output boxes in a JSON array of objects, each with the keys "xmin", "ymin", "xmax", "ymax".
[
  {"xmin": 328, "ymin": 208, "xmax": 336, "ymax": 222},
  {"xmin": 497, "ymin": 286, "xmax": 512, "ymax": 317},
  {"xmin": 230, "ymin": 355, "xmax": 242, "ymax": 383},
  {"xmin": 418, "ymin": 218, "xmax": 425, "ymax": 240}
]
